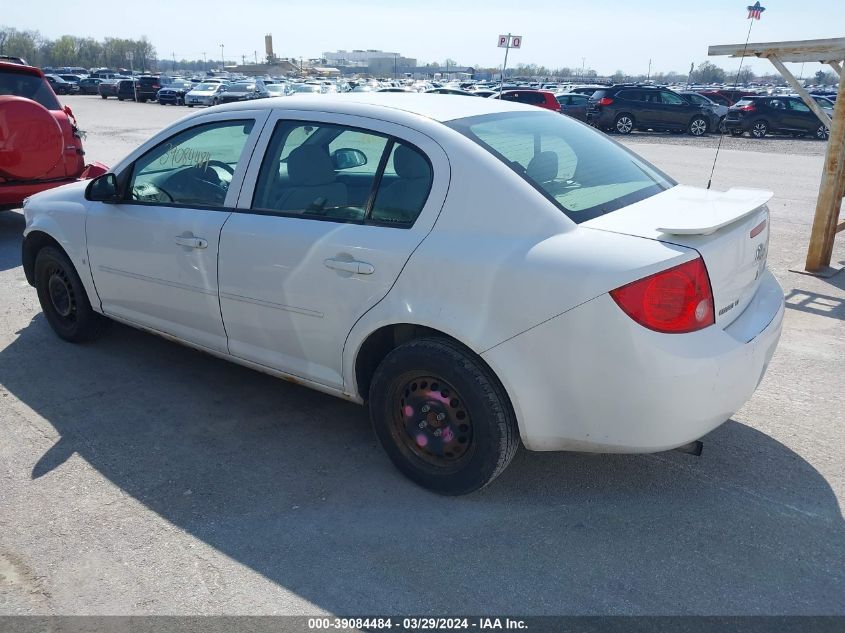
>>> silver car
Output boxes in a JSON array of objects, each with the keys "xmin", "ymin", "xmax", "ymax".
[{"xmin": 185, "ymin": 82, "xmax": 228, "ymax": 107}]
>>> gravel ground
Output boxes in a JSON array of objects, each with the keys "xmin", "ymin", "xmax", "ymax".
[
  {"xmin": 618, "ymin": 129, "xmax": 829, "ymax": 157},
  {"xmin": 0, "ymin": 96, "xmax": 843, "ymax": 616}
]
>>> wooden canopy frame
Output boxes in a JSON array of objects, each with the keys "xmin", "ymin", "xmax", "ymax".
[{"xmin": 708, "ymin": 37, "xmax": 845, "ymax": 275}]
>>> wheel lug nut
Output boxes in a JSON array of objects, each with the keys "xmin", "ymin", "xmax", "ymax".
[{"xmin": 421, "ymin": 405, "xmax": 431, "ymax": 413}]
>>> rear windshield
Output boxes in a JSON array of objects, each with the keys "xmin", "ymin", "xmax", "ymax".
[
  {"xmin": 0, "ymin": 70, "xmax": 61, "ymax": 109},
  {"xmin": 734, "ymin": 99, "xmax": 754, "ymax": 107},
  {"xmin": 446, "ymin": 111, "xmax": 674, "ymax": 223}
]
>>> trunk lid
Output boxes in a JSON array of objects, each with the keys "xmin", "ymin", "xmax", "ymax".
[{"xmin": 583, "ymin": 185, "xmax": 772, "ymax": 328}]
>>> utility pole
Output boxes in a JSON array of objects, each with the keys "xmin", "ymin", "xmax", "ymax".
[
  {"xmin": 254, "ymin": 51, "xmax": 258, "ymax": 64},
  {"xmin": 241, "ymin": 54, "xmax": 246, "ymax": 66},
  {"xmin": 202, "ymin": 51, "xmax": 207, "ymax": 71},
  {"xmin": 172, "ymin": 52, "xmax": 176, "ymax": 72},
  {"xmin": 647, "ymin": 58, "xmax": 652, "ymax": 81},
  {"xmin": 581, "ymin": 57, "xmax": 586, "ymax": 80},
  {"xmin": 394, "ymin": 53, "xmax": 397, "ymax": 80},
  {"xmin": 220, "ymin": 44, "xmax": 224, "ymax": 71}
]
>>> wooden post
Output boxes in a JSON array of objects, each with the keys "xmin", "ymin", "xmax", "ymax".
[
  {"xmin": 805, "ymin": 67, "xmax": 845, "ymax": 271},
  {"xmin": 828, "ymin": 60, "xmax": 842, "ymax": 77}
]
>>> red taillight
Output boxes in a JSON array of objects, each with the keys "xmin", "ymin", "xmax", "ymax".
[
  {"xmin": 609, "ymin": 258, "xmax": 715, "ymax": 334},
  {"xmin": 597, "ymin": 97, "xmax": 614, "ymax": 106},
  {"xmin": 738, "ymin": 103, "xmax": 756, "ymax": 112}
]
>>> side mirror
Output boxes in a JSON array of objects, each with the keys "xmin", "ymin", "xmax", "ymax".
[
  {"xmin": 86, "ymin": 173, "xmax": 120, "ymax": 202},
  {"xmin": 331, "ymin": 148, "xmax": 367, "ymax": 170}
]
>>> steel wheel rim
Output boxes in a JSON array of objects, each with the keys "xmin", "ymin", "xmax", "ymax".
[
  {"xmin": 616, "ymin": 117, "xmax": 633, "ymax": 133},
  {"xmin": 752, "ymin": 123, "xmax": 766, "ymax": 137},
  {"xmin": 691, "ymin": 119, "xmax": 707, "ymax": 135},
  {"xmin": 817, "ymin": 125, "xmax": 829, "ymax": 139},
  {"xmin": 390, "ymin": 374, "xmax": 474, "ymax": 470},
  {"xmin": 47, "ymin": 266, "xmax": 77, "ymax": 321}
]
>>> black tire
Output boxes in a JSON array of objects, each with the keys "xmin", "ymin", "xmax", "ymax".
[
  {"xmin": 100, "ymin": 94, "xmax": 107, "ymax": 99},
  {"xmin": 750, "ymin": 120, "xmax": 768, "ymax": 138},
  {"xmin": 614, "ymin": 113, "xmax": 634, "ymax": 134},
  {"xmin": 815, "ymin": 124, "xmax": 830, "ymax": 140},
  {"xmin": 34, "ymin": 247, "xmax": 110, "ymax": 343},
  {"xmin": 730, "ymin": 128, "xmax": 744, "ymax": 137},
  {"xmin": 117, "ymin": 97, "xmax": 124, "ymax": 101},
  {"xmin": 159, "ymin": 100, "xmax": 165, "ymax": 105},
  {"xmin": 688, "ymin": 116, "xmax": 708, "ymax": 136},
  {"xmin": 369, "ymin": 337, "xmax": 519, "ymax": 495}
]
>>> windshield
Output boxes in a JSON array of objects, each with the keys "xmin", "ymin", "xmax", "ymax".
[
  {"xmin": 0, "ymin": 70, "xmax": 61, "ymax": 109},
  {"xmin": 194, "ymin": 83, "xmax": 218, "ymax": 91},
  {"xmin": 228, "ymin": 83, "xmax": 255, "ymax": 92},
  {"xmin": 447, "ymin": 112, "xmax": 674, "ymax": 223}
]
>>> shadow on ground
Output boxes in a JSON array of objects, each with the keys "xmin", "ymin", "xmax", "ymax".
[{"xmin": 1, "ymin": 310, "xmax": 843, "ymax": 615}]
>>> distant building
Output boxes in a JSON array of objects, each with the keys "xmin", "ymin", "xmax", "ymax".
[{"xmin": 324, "ymin": 49, "xmax": 416, "ymax": 77}]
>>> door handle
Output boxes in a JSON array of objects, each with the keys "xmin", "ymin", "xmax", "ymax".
[
  {"xmin": 174, "ymin": 236, "xmax": 208, "ymax": 249},
  {"xmin": 324, "ymin": 258, "xmax": 375, "ymax": 275}
]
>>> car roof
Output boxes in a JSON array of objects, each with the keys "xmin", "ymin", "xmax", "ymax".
[
  {"xmin": 214, "ymin": 92, "xmax": 542, "ymax": 122},
  {"xmin": 0, "ymin": 61, "xmax": 44, "ymax": 77}
]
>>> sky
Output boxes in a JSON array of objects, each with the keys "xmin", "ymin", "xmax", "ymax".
[{"xmin": 3, "ymin": 0, "xmax": 842, "ymax": 78}]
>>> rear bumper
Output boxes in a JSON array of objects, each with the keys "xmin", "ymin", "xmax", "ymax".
[
  {"xmin": 482, "ymin": 270, "xmax": 784, "ymax": 453},
  {"xmin": 0, "ymin": 162, "xmax": 108, "ymax": 210}
]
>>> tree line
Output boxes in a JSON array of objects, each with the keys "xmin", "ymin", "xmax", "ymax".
[{"xmin": 0, "ymin": 26, "xmax": 157, "ymax": 71}]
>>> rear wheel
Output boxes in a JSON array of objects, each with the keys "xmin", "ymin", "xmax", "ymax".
[
  {"xmin": 688, "ymin": 116, "xmax": 708, "ymax": 136},
  {"xmin": 369, "ymin": 337, "xmax": 519, "ymax": 495},
  {"xmin": 614, "ymin": 113, "xmax": 634, "ymax": 134},
  {"xmin": 750, "ymin": 120, "xmax": 768, "ymax": 138},
  {"xmin": 34, "ymin": 247, "xmax": 110, "ymax": 343},
  {"xmin": 815, "ymin": 123, "xmax": 830, "ymax": 140}
]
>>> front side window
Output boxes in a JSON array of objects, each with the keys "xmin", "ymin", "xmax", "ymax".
[
  {"xmin": 128, "ymin": 120, "xmax": 254, "ymax": 207},
  {"xmin": 252, "ymin": 121, "xmax": 432, "ymax": 226},
  {"xmin": 660, "ymin": 91, "xmax": 686, "ymax": 105},
  {"xmin": 447, "ymin": 111, "xmax": 674, "ymax": 223},
  {"xmin": 787, "ymin": 99, "xmax": 810, "ymax": 112}
]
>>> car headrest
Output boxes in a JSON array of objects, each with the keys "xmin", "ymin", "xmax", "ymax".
[
  {"xmin": 393, "ymin": 144, "xmax": 429, "ymax": 179},
  {"xmin": 287, "ymin": 145, "xmax": 336, "ymax": 186},
  {"xmin": 527, "ymin": 151, "xmax": 558, "ymax": 184}
]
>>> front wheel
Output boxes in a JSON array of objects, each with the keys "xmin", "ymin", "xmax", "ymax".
[
  {"xmin": 688, "ymin": 116, "xmax": 708, "ymax": 136},
  {"xmin": 34, "ymin": 247, "xmax": 110, "ymax": 343},
  {"xmin": 614, "ymin": 114, "xmax": 634, "ymax": 134},
  {"xmin": 815, "ymin": 124, "xmax": 830, "ymax": 140},
  {"xmin": 369, "ymin": 338, "xmax": 519, "ymax": 495},
  {"xmin": 750, "ymin": 120, "xmax": 768, "ymax": 138}
]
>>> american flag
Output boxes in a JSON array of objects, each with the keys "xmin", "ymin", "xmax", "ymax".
[{"xmin": 747, "ymin": 1, "xmax": 766, "ymax": 19}]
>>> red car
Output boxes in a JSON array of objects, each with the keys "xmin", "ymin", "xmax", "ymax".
[
  {"xmin": 494, "ymin": 89, "xmax": 561, "ymax": 112},
  {"xmin": 0, "ymin": 62, "xmax": 107, "ymax": 210}
]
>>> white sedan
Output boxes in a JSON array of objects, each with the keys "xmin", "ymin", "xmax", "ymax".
[{"xmin": 21, "ymin": 94, "xmax": 784, "ymax": 495}]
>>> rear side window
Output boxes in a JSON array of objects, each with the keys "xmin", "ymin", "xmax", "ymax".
[
  {"xmin": 447, "ymin": 112, "xmax": 674, "ymax": 223},
  {"xmin": 734, "ymin": 99, "xmax": 754, "ymax": 107},
  {"xmin": 523, "ymin": 92, "xmax": 545, "ymax": 104},
  {"xmin": 252, "ymin": 121, "xmax": 432, "ymax": 227},
  {"xmin": 590, "ymin": 90, "xmax": 606, "ymax": 100},
  {"xmin": 617, "ymin": 90, "xmax": 642, "ymax": 101},
  {"xmin": 0, "ymin": 70, "xmax": 61, "ymax": 110}
]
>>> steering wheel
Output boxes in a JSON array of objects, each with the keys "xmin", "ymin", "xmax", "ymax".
[{"xmin": 205, "ymin": 160, "xmax": 235, "ymax": 177}]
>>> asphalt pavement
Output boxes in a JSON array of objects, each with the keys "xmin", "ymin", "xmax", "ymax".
[{"xmin": 0, "ymin": 96, "xmax": 843, "ymax": 615}]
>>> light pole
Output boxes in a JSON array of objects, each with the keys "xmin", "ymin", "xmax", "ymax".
[
  {"xmin": 220, "ymin": 44, "xmax": 224, "ymax": 71},
  {"xmin": 580, "ymin": 57, "xmax": 586, "ymax": 80},
  {"xmin": 647, "ymin": 58, "xmax": 652, "ymax": 81},
  {"xmin": 202, "ymin": 51, "xmax": 207, "ymax": 72},
  {"xmin": 394, "ymin": 53, "xmax": 397, "ymax": 80}
]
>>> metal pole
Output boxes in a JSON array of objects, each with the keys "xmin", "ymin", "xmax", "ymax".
[
  {"xmin": 647, "ymin": 58, "xmax": 651, "ymax": 81},
  {"xmin": 220, "ymin": 44, "xmax": 224, "ymax": 71},
  {"xmin": 498, "ymin": 34, "xmax": 511, "ymax": 98}
]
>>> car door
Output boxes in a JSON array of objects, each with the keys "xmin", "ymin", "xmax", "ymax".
[
  {"xmin": 218, "ymin": 111, "xmax": 449, "ymax": 389},
  {"xmin": 784, "ymin": 97, "xmax": 816, "ymax": 132},
  {"xmin": 85, "ymin": 110, "xmax": 269, "ymax": 352},
  {"xmin": 657, "ymin": 90, "xmax": 689, "ymax": 127}
]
